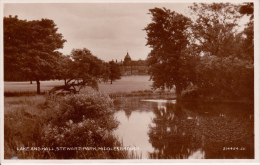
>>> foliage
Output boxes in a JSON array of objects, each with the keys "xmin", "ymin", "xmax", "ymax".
[
  {"xmin": 241, "ymin": 21, "xmax": 254, "ymax": 61},
  {"xmin": 239, "ymin": 2, "xmax": 254, "ymax": 19},
  {"xmin": 56, "ymin": 55, "xmax": 74, "ymax": 85},
  {"xmin": 100, "ymin": 62, "xmax": 110, "ymax": 83},
  {"xmin": 4, "ymin": 16, "xmax": 66, "ymax": 94},
  {"xmin": 41, "ymin": 92, "xmax": 119, "ymax": 158},
  {"xmin": 144, "ymin": 4, "xmax": 253, "ymax": 102},
  {"xmin": 51, "ymin": 48, "xmax": 109, "ymax": 94},
  {"xmin": 4, "ymin": 96, "xmax": 49, "ymax": 159},
  {"xmin": 68, "ymin": 48, "xmax": 103, "ymax": 90},
  {"xmin": 108, "ymin": 61, "xmax": 121, "ymax": 84},
  {"xmin": 189, "ymin": 3, "xmax": 241, "ymax": 57},
  {"xmin": 194, "ymin": 55, "xmax": 253, "ymax": 101},
  {"xmin": 185, "ymin": 3, "xmax": 254, "ymax": 101},
  {"xmin": 238, "ymin": 3, "xmax": 254, "ymax": 61},
  {"xmin": 144, "ymin": 7, "xmax": 194, "ymax": 98},
  {"xmin": 5, "ymin": 93, "xmax": 141, "ymax": 159},
  {"xmin": 46, "ymin": 92, "xmax": 116, "ymax": 127}
]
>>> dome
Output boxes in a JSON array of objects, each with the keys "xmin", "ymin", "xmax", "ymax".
[
  {"xmin": 123, "ymin": 52, "xmax": 131, "ymax": 66},
  {"xmin": 124, "ymin": 52, "xmax": 131, "ymax": 61}
]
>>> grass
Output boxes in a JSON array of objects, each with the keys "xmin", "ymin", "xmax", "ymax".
[
  {"xmin": 4, "ymin": 95, "xmax": 49, "ymax": 159},
  {"xmin": 4, "ymin": 75, "xmax": 153, "ymax": 95},
  {"xmin": 4, "ymin": 93, "xmax": 143, "ymax": 159},
  {"xmin": 98, "ymin": 75, "xmax": 153, "ymax": 94},
  {"xmin": 4, "ymin": 95, "xmax": 47, "ymax": 115},
  {"xmin": 4, "ymin": 91, "xmax": 48, "ymax": 97},
  {"xmin": 4, "ymin": 75, "xmax": 178, "ymax": 98},
  {"xmin": 4, "ymin": 80, "xmax": 64, "ymax": 92}
]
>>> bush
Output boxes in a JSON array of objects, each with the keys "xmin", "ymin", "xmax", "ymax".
[
  {"xmin": 41, "ymin": 92, "xmax": 119, "ymax": 158},
  {"xmin": 48, "ymin": 92, "xmax": 116, "ymax": 126},
  {"xmin": 194, "ymin": 55, "xmax": 254, "ymax": 102}
]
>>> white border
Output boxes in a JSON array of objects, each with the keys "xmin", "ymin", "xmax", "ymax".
[{"xmin": 0, "ymin": 0, "xmax": 259, "ymax": 164}]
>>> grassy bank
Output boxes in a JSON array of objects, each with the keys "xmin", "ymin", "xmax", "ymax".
[{"xmin": 4, "ymin": 93, "xmax": 142, "ymax": 159}]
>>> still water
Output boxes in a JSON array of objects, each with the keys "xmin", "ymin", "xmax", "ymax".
[{"xmin": 113, "ymin": 97, "xmax": 254, "ymax": 159}]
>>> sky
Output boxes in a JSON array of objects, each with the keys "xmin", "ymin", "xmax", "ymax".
[
  {"xmin": 3, "ymin": 2, "xmax": 193, "ymax": 62},
  {"xmin": 3, "ymin": 1, "xmax": 250, "ymax": 62}
]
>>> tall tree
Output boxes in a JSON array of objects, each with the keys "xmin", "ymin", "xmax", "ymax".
[
  {"xmin": 59, "ymin": 48, "xmax": 105, "ymax": 93},
  {"xmin": 189, "ymin": 3, "xmax": 241, "ymax": 58},
  {"xmin": 108, "ymin": 61, "xmax": 121, "ymax": 84},
  {"xmin": 4, "ymin": 16, "xmax": 29, "ymax": 81},
  {"xmin": 144, "ymin": 7, "xmax": 193, "ymax": 98},
  {"xmin": 239, "ymin": 2, "xmax": 254, "ymax": 61},
  {"xmin": 4, "ymin": 15, "xmax": 66, "ymax": 94},
  {"xmin": 187, "ymin": 3, "xmax": 254, "ymax": 101},
  {"xmin": 50, "ymin": 48, "xmax": 111, "ymax": 94}
]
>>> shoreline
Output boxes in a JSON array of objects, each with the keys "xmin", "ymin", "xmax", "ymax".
[{"xmin": 4, "ymin": 90, "xmax": 254, "ymax": 104}]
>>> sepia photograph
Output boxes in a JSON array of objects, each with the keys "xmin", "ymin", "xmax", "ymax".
[{"xmin": 1, "ymin": 0, "xmax": 259, "ymax": 164}]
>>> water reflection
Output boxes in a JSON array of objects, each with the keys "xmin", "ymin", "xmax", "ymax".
[
  {"xmin": 113, "ymin": 97, "xmax": 254, "ymax": 159},
  {"xmin": 114, "ymin": 110, "xmax": 155, "ymax": 157},
  {"xmin": 148, "ymin": 103, "xmax": 203, "ymax": 159}
]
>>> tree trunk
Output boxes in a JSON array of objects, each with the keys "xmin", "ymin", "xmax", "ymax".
[
  {"xmin": 36, "ymin": 79, "xmax": 40, "ymax": 94},
  {"xmin": 64, "ymin": 79, "xmax": 67, "ymax": 86},
  {"xmin": 30, "ymin": 80, "xmax": 32, "ymax": 84},
  {"xmin": 111, "ymin": 79, "xmax": 113, "ymax": 84}
]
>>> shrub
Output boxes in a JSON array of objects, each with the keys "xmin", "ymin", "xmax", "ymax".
[
  {"xmin": 41, "ymin": 92, "xmax": 119, "ymax": 158},
  {"xmin": 47, "ymin": 92, "xmax": 117, "ymax": 127}
]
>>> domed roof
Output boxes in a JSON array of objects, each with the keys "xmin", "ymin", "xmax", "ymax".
[{"xmin": 124, "ymin": 52, "xmax": 131, "ymax": 61}]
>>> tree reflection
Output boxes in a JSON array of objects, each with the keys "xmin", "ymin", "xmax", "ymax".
[
  {"xmin": 148, "ymin": 103, "xmax": 203, "ymax": 159},
  {"xmin": 148, "ymin": 102, "xmax": 254, "ymax": 159},
  {"xmin": 114, "ymin": 97, "xmax": 254, "ymax": 159}
]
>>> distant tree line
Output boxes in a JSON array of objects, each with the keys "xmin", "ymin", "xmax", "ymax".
[
  {"xmin": 4, "ymin": 15, "xmax": 121, "ymax": 94},
  {"xmin": 144, "ymin": 3, "xmax": 254, "ymax": 101}
]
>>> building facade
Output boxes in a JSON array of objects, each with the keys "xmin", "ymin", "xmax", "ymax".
[{"xmin": 115, "ymin": 52, "xmax": 148, "ymax": 75}]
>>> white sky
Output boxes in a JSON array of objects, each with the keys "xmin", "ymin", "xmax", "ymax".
[{"xmin": 3, "ymin": 2, "xmax": 249, "ymax": 62}]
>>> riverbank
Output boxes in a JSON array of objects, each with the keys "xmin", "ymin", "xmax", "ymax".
[{"xmin": 179, "ymin": 97, "xmax": 254, "ymax": 104}]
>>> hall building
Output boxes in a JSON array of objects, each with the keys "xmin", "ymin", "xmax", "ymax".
[{"xmin": 115, "ymin": 52, "xmax": 148, "ymax": 75}]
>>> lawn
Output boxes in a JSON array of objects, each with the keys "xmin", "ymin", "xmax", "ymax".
[
  {"xmin": 99, "ymin": 75, "xmax": 153, "ymax": 93},
  {"xmin": 4, "ymin": 75, "xmax": 153, "ymax": 94}
]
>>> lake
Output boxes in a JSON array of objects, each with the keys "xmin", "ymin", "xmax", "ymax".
[{"xmin": 113, "ymin": 97, "xmax": 254, "ymax": 159}]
